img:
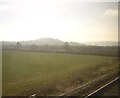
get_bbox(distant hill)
[1,38,118,46]
[85,41,118,46]
[19,37,86,46]
[21,37,64,45]
[1,38,118,56]
[69,41,86,46]
[1,38,86,46]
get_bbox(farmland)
[2,50,118,96]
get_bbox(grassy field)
[2,50,118,96]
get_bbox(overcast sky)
[0,0,118,42]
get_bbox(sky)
[0,0,118,42]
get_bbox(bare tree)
[16,42,22,49]
[64,42,70,52]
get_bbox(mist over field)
[1,37,118,46]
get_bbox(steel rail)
[84,76,119,98]
[28,72,118,97]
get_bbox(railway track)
[58,72,119,97]
[84,76,119,97]
[29,72,119,97]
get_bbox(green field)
[2,50,118,96]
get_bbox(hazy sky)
[0,0,118,42]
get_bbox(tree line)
[2,42,118,56]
